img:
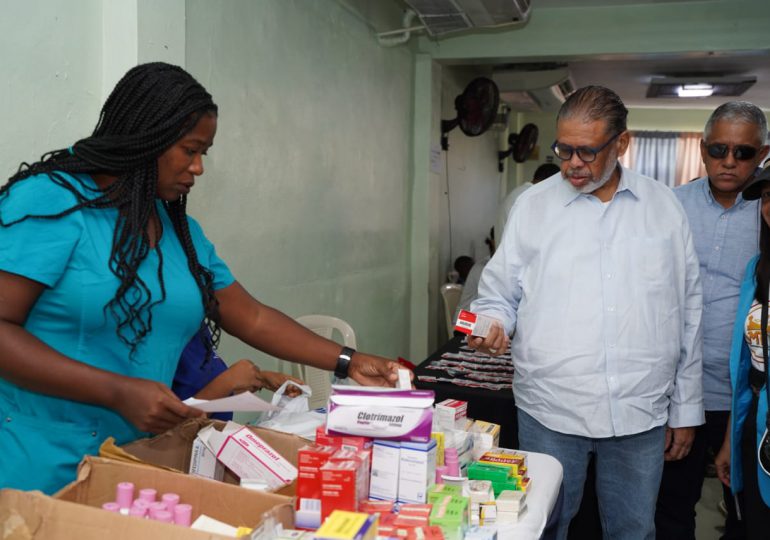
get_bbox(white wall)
[0,0,102,179]
[435,68,502,338]
[184,0,415,367]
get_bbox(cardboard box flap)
[109,418,311,495]
[113,418,311,470]
[0,489,234,540]
[54,456,294,529]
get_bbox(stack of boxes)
[496,490,527,525]
[294,428,373,529]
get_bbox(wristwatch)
[334,346,356,379]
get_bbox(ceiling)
[381,0,770,110]
[566,51,770,110]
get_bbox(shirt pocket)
[0,409,101,494]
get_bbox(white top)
[497,182,533,242]
[745,299,768,373]
[473,165,704,437]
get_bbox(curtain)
[621,131,706,187]
[676,132,707,185]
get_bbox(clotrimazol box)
[326,386,435,443]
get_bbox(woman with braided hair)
[0,62,403,494]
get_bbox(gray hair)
[557,85,628,136]
[704,101,768,144]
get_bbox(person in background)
[452,255,474,285]
[496,162,560,241]
[172,327,305,421]
[656,101,769,540]
[714,163,770,539]
[454,228,495,321]
[469,85,704,539]
[457,164,561,324]
[0,62,403,495]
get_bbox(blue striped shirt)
[674,177,759,411]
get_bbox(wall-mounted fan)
[497,123,539,171]
[441,77,500,151]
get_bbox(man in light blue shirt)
[656,102,769,540]
[470,86,704,540]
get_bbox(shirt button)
[714,246,721,251]
[606,273,612,279]
[609,343,616,348]
[91,431,98,437]
[607,306,615,312]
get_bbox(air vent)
[404,0,531,36]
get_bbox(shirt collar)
[703,176,753,208]
[558,163,637,206]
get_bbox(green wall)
[185,0,415,368]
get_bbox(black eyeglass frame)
[551,131,622,163]
[703,142,760,161]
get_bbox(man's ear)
[616,130,630,157]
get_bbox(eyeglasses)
[551,131,621,163]
[704,143,759,161]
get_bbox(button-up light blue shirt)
[473,166,704,438]
[674,177,759,411]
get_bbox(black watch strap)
[334,346,356,379]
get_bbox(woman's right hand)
[113,377,205,434]
[715,438,731,488]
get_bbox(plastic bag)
[255,380,325,439]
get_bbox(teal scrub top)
[0,172,234,494]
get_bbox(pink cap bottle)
[161,492,180,513]
[138,488,157,503]
[115,482,135,509]
[174,503,193,527]
[129,505,147,518]
[444,448,460,477]
[148,501,167,520]
[153,510,174,523]
[435,465,448,484]
[102,502,120,512]
[132,499,150,510]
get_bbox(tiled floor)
[696,477,727,540]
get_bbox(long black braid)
[0,62,221,358]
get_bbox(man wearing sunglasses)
[469,85,704,540]
[657,102,769,540]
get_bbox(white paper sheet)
[184,391,280,413]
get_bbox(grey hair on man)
[704,101,768,144]
[557,85,629,137]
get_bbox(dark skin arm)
[0,270,204,434]
[192,359,304,400]
[215,281,404,387]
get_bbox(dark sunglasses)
[551,132,621,163]
[704,143,759,161]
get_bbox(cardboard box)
[105,418,310,496]
[0,488,237,540]
[198,423,298,490]
[54,456,294,531]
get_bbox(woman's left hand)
[348,353,408,387]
